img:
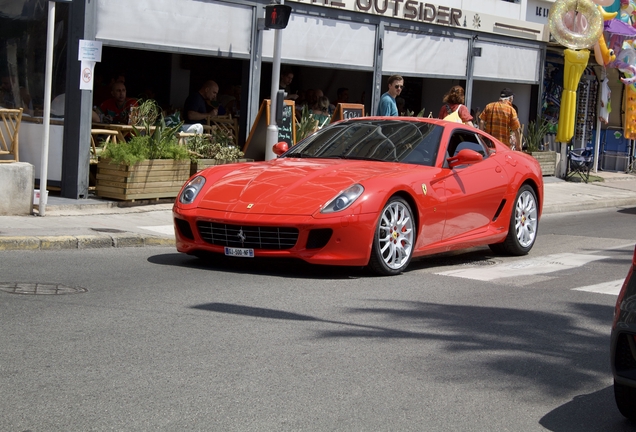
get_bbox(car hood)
[197,158,408,215]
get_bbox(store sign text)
[298,0,462,26]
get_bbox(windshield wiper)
[338,155,384,161]
[284,153,316,158]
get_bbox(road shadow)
[190,299,617,402]
[148,247,500,279]
[540,386,635,432]
[147,252,369,279]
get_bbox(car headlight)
[179,176,206,204]
[321,184,364,214]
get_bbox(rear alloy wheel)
[368,197,415,276]
[489,184,538,256]
[615,380,636,421]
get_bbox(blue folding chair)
[565,146,594,183]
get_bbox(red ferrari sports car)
[173,117,544,276]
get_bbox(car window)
[283,119,443,167]
[477,134,496,154]
[443,130,489,168]
[447,131,488,158]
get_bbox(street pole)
[38,1,57,216]
[265,3,284,161]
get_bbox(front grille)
[175,218,194,240]
[197,221,299,250]
[306,228,332,249]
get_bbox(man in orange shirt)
[479,88,521,150]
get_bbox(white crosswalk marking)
[572,280,624,296]
[435,253,609,281]
[139,225,174,236]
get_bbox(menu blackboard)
[243,99,296,161]
[331,103,365,123]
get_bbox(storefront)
[1,0,547,199]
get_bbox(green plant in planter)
[186,128,244,161]
[296,105,319,142]
[128,99,160,127]
[102,114,189,165]
[524,118,552,153]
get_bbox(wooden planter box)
[96,159,191,201]
[190,158,254,176]
[530,151,557,176]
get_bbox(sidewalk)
[1,170,635,251]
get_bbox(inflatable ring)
[548,0,603,50]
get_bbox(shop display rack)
[573,73,598,149]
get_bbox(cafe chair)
[565,146,594,183]
[207,114,239,146]
[90,128,119,164]
[0,108,23,162]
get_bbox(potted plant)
[187,127,250,175]
[295,105,319,142]
[96,100,191,201]
[524,118,557,176]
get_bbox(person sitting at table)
[95,81,137,124]
[311,95,331,128]
[183,80,219,124]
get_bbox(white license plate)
[224,247,254,258]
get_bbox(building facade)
[0,0,551,198]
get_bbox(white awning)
[95,0,253,56]
[382,30,469,77]
[473,41,541,83]
[262,15,376,69]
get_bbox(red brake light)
[633,245,636,266]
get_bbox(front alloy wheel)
[368,197,415,276]
[489,184,538,255]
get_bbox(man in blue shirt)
[377,75,404,116]
[183,80,219,123]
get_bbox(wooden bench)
[0,108,23,162]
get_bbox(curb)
[0,234,175,251]
[3,190,636,251]
[543,197,636,215]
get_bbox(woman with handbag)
[438,85,473,125]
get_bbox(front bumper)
[173,207,378,266]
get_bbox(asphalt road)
[1,206,636,431]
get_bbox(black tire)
[368,197,416,276]
[489,184,538,256]
[615,379,636,421]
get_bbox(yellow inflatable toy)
[593,6,618,66]
[548,0,604,143]
[625,86,636,139]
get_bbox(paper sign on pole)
[78,40,102,90]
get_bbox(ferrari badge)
[421,184,427,195]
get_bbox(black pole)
[60,0,88,199]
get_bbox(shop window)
[0,2,69,115]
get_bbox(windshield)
[283,119,443,167]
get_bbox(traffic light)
[265,4,292,30]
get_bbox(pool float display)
[549,0,604,49]
[619,0,636,25]
[594,6,618,65]
[556,49,591,142]
[549,0,603,142]
[625,85,636,138]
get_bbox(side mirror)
[273,141,289,156]
[447,148,483,169]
